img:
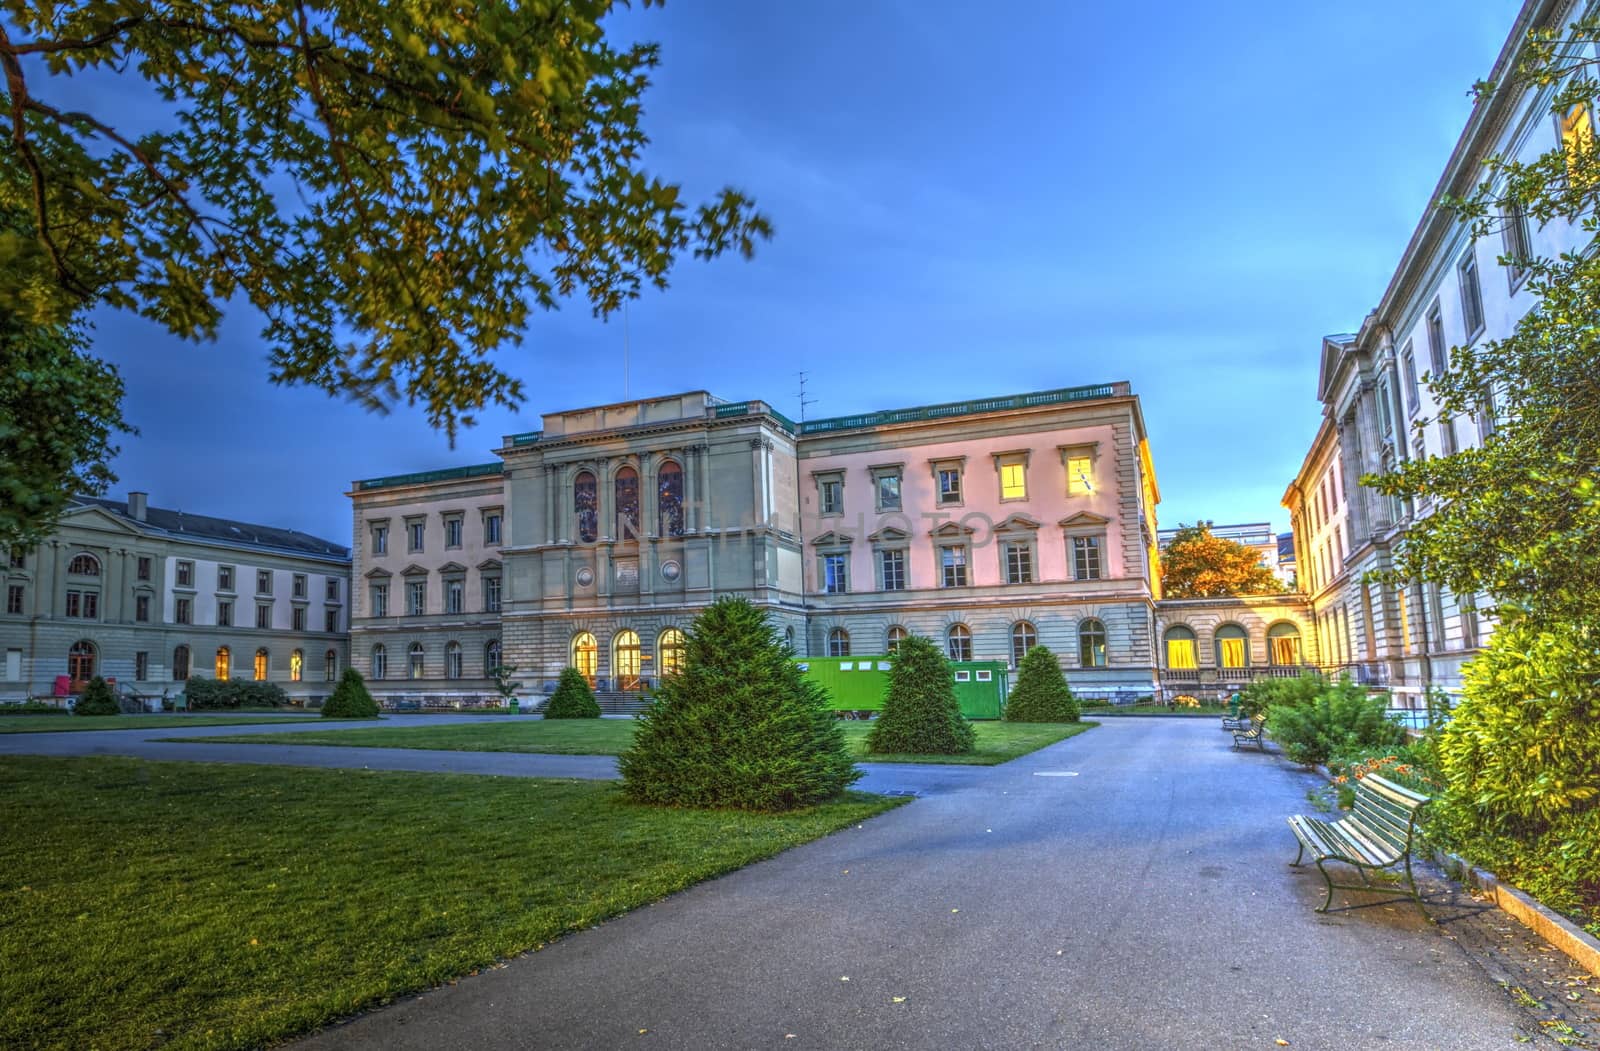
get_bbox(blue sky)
[76,0,1522,543]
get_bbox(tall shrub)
[1267,678,1404,767]
[1239,670,1325,716]
[619,597,858,810]
[1431,619,1600,924]
[1003,646,1079,722]
[73,676,119,716]
[544,667,601,719]
[867,634,975,755]
[321,668,379,719]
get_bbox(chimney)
[128,492,148,522]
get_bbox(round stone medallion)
[575,567,595,588]
[660,559,682,582]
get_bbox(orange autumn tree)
[1160,523,1285,598]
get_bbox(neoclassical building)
[1282,0,1596,701]
[351,382,1271,701]
[0,494,351,704]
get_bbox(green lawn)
[0,757,902,1051]
[0,714,323,734]
[188,717,1096,765]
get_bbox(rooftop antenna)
[796,371,817,425]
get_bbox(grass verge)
[183,719,1097,765]
[0,756,902,1051]
[0,714,323,734]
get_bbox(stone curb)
[1310,762,1599,980]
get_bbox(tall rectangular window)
[444,515,463,548]
[822,554,847,594]
[484,513,502,545]
[879,549,905,592]
[257,570,273,594]
[5,585,23,614]
[819,480,842,515]
[292,606,306,631]
[176,597,192,624]
[1072,535,1103,581]
[483,577,502,612]
[939,544,968,587]
[325,609,339,632]
[1065,455,1094,496]
[256,603,272,629]
[134,652,148,681]
[937,467,962,505]
[135,594,150,622]
[1560,102,1595,184]
[217,600,232,627]
[218,565,233,590]
[1440,415,1459,456]
[407,581,425,616]
[372,524,388,555]
[445,578,464,613]
[7,547,24,569]
[1503,203,1532,288]
[407,520,425,552]
[176,560,194,587]
[1397,587,1411,656]
[136,556,151,581]
[1401,344,1420,413]
[999,461,1026,500]
[875,472,901,511]
[1458,252,1484,339]
[293,574,307,599]
[325,579,339,602]
[1426,303,1447,377]
[370,584,388,618]
[1003,541,1033,585]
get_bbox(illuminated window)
[1164,627,1196,669]
[1268,623,1302,666]
[215,646,231,678]
[254,648,269,681]
[1010,621,1036,666]
[886,625,907,654]
[1079,619,1107,668]
[1066,456,1094,496]
[445,641,462,679]
[940,544,968,588]
[615,467,640,539]
[1560,102,1595,183]
[1215,624,1248,668]
[995,453,1028,501]
[290,649,303,682]
[827,628,850,657]
[408,642,424,679]
[574,472,598,543]
[572,631,598,684]
[68,554,100,576]
[173,645,190,681]
[822,553,848,594]
[370,644,386,680]
[658,628,686,677]
[1397,587,1411,655]
[946,624,973,662]
[325,650,338,681]
[657,462,684,537]
[614,630,641,690]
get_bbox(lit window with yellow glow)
[1165,627,1196,669]
[1000,462,1026,500]
[1067,456,1094,495]
[1216,625,1248,669]
[1561,102,1595,183]
[1397,588,1411,655]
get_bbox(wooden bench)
[1231,713,1267,750]
[1288,773,1430,913]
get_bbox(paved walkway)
[2,716,1559,1046]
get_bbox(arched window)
[658,628,686,677]
[1268,622,1303,666]
[615,466,640,540]
[614,629,641,690]
[290,649,304,682]
[1079,619,1107,668]
[1215,624,1249,668]
[947,624,972,662]
[173,645,191,681]
[67,640,96,687]
[658,460,685,537]
[886,625,908,654]
[485,639,502,674]
[828,628,850,657]
[215,645,231,679]
[325,649,338,682]
[254,648,269,681]
[572,631,598,684]
[445,641,462,679]
[1010,622,1036,666]
[371,644,386,680]
[67,553,100,576]
[784,626,796,652]
[1164,626,1196,670]
[574,471,598,543]
[408,642,425,679]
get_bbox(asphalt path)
[263,719,1533,1051]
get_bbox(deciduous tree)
[1160,523,1284,598]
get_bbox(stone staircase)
[594,691,650,717]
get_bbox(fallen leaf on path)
[893,997,906,1003]
[1276,1040,1290,1046]
[841,976,850,982]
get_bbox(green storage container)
[796,655,1008,720]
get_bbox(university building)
[348,382,1317,704]
[1281,0,1595,701]
[0,494,351,704]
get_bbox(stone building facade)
[1,494,351,704]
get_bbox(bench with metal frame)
[1230,713,1267,750]
[1287,773,1431,913]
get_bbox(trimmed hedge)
[867,634,975,756]
[321,668,380,719]
[619,597,859,810]
[182,678,290,710]
[544,667,601,719]
[73,677,119,716]
[1003,646,1079,723]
